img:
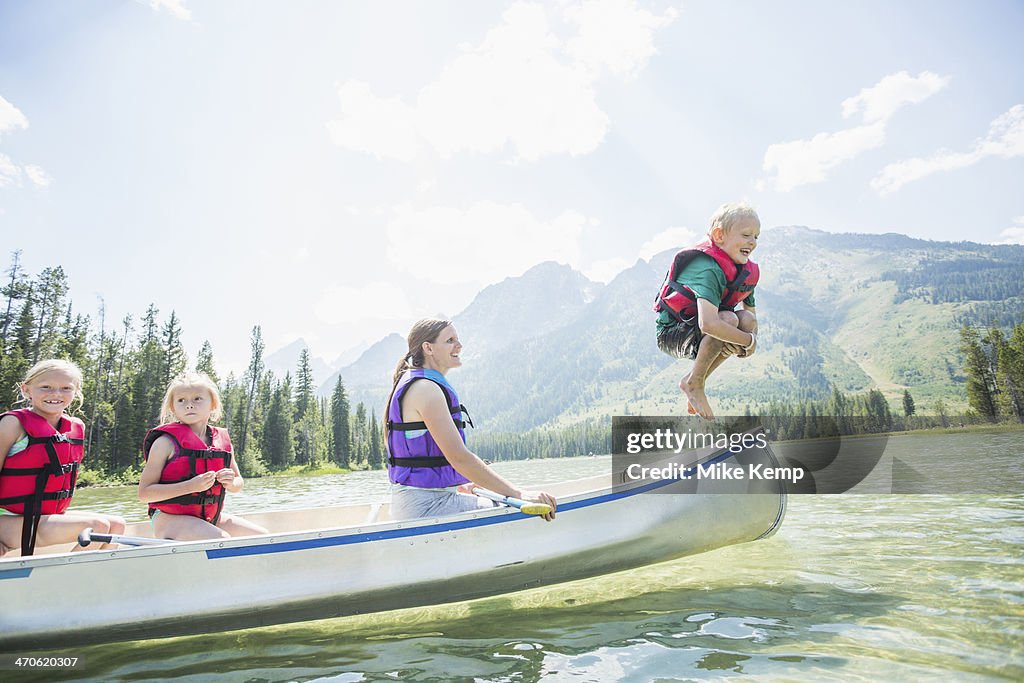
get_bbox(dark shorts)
[656,318,703,360]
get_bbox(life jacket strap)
[387,404,473,431]
[153,492,223,507]
[26,434,84,446]
[387,455,452,468]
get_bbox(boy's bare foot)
[679,375,714,419]
[679,373,698,414]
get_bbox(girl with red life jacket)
[385,318,557,521]
[653,202,761,420]
[0,359,126,557]
[138,373,267,541]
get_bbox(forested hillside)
[1,229,1021,479]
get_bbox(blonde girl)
[138,373,266,540]
[0,359,126,556]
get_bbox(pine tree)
[109,316,134,470]
[352,402,368,465]
[330,375,351,467]
[161,311,187,385]
[196,340,219,384]
[294,348,314,419]
[368,409,383,469]
[31,266,69,362]
[960,326,997,420]
[991,324,1024,421]
[1004,323,1024,422]
[0,250,28,344]
[262,382,294,468]
[902,389,916,417]
[14,297,35,360]
[133,305,167,428]
[240,325,265,454]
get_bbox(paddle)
[473,487,552,515]
[77,527,175,548]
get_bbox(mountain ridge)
[286,228,1024,431]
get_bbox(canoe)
[0,442,786,648]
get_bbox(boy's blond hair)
[709,202,760,236]
[18,358,85,412]
[160,372,224,424]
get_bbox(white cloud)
[327,0,677,162]
[0,96,28,141]
[872,104,1024,195]
[0,153,21,188]
[0,96,52,190]
[386,201,585,285]
[326,81,419,163]
[993,216,1024,245]
[314,281,413,325]
[148,0,192,21]
[841,70,950,124]
[638,225,699,261]
[761,71,949,192]
[763,122,886,192]
[564,0,679,78]
[23,164,51,188]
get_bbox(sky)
[1,0,1022,374]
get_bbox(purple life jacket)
[386,369,474,488]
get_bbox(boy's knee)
[736,310,756,331]
[717,310,739,327]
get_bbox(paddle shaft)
[473,488,552,515]
[77,527,174,547]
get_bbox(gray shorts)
[657,319,702,360]
[390,486,497,521]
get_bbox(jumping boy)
[653,202,760,419]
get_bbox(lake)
[27,431,1024,681]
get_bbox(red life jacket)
[143,422,232,524]
[0,408,85,556]
[653,238,759,322]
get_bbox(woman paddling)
[385,318,556,521]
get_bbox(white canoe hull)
[0,447,786,648]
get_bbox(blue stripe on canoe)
[0,568,32,580]
[207,450,736,560]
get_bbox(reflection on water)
[41,432,1024,680]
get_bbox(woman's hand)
[516,490,557,522]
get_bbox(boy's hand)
[722,331,757,358]
[721,342,744,357]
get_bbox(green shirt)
[655,253,756,332]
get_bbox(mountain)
[317,333,406,408]
[316,228,1024,432]
[454,261,601,361]
[265,338,334,387]
[318,262,601,410]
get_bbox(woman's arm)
[406,380,523,496]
